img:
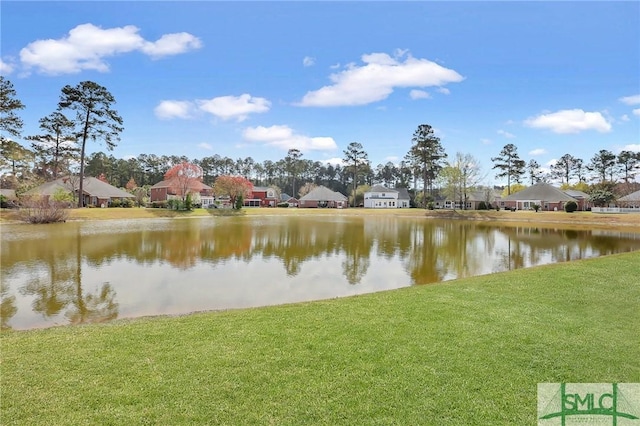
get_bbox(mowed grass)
[1,252,639,425]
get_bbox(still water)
[2,215,639,330]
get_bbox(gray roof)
[368,184,397,193]
[502,182,576,202]
[618,189,640,202]
[26,177,134,199]
[564,189,589,199]
[299,185,347,202]
[395,187,410,201]
[0,188,16,199]
[467,188,501,202]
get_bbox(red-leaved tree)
[165,162,204,202]
[213,175,253,209]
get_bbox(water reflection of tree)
[437,221,486,280]
[17,227,119,326]
[1,282,17,330]
[21,259,75,317]
[340,218,371,285]
[405,221,446,285]
[160,218,203,269]
[4,218,640,328]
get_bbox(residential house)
[363,185,410,208]
[0,188,16,200]
[150,178,214,206]
[299,186,348,208]
[617,189,640,208]
[0,188,17,207]
[500,182,578,211]
[279,193,299,207]
[563,189,591,211]
[439,188,502,210]
[245,186,279,207]
[24,176,135,207]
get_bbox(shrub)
[185,193,193,211]
[427,202,435,210]
[110,199,122,208]
[167,199,182,210]
[234,195,244,210]
[151,200,167,208]
[121,198,134,208]
[564,201,578,213]
[532,204,540,212]
[477,201,487,210]
[277,202,289,208]
[17,195,69,224]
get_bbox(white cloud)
[140,33,201,59]
[622,144,640,152]
[384,156,399,163]
[497,129,515,139]
[19,23,201,75]
[546,159,557,167]
[619,94,640,105]
[633,108,640,117]
[409,89,431,100]
[524,109,612,134]
[437,87,450,95]
[197,94,270,122]
[621,114,630,122]
[197,142,213,150]
[0,59,14,74]
[480,138,492,145]
[297,50,464,107]
[303,56,315,67]
[242,125,337,151]
[529,148,547,156]
[154,100,195,119]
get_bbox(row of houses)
[8,176,640,210]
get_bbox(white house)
[364,185,410,208]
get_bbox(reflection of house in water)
[4,217,640,330]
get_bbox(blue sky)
[2,1,639,185]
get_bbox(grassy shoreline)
[2,251,639,424]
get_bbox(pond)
[2,215,639,330]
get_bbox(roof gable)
[618,189,640,202]
[299,185,347,201]
[502,182,576,202]
[25,177,134,198]
[368,185,397,193]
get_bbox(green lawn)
[1,252,639,425]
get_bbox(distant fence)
[592,207,640,214]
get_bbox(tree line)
[2,76,639,208]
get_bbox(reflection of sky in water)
[2,217,639,330]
